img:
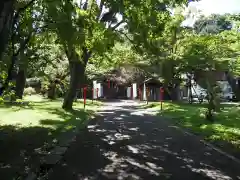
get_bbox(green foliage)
[145,102,240,149]
[180,34,229,72]
[194,14,232,34]
[88,42,141,70]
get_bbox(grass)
[143,101,240,156]
[0,95,100,180]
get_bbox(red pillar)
[160,87,164,110]
[96,88,99,99]
[83,87,87,109]
[139,87,142,101]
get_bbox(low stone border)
[185,130,240,165]
[24,117,92,180]
[24,130,78,180]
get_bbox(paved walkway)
[47,100,240,180]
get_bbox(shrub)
[23,87,36,96]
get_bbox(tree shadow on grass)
[39,108,93,133]
[0,107,93,180]
[0,102,35,110]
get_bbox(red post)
[83,87,87,109]
[96,88,99,99]
[160,87,164,110]
[139,87,142,101]
[108,80,110,88]
[146,87,149,104]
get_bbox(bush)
[23,87,36,96]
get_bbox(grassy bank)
[0,95,100,180]
[144,102,240,155]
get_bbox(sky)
[189,0,240,16]
[79,0,240,27]
[182,0,240,27]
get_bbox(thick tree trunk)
[62,47,90,110]
[15,69,26,99]
[62,61,85,110]
[0,0,15,60]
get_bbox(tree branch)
[111,20,124,31]
[83,0,88,10]
[17,0,35,13]
[118,31,134,44]
[15,31,32,56]
[97,0,104,21]
[13,0,35,23]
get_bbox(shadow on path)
[48,101,240,180]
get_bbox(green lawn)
[144,102,240,154]
[0,95,100,180]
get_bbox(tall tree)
[0,0,37,96]
[0,0,15,60]
[42,0,188,110]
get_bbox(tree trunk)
[15,69,26,99]
[0,0,14,60]
[170,85,180,101]
[0,55,17,95]
[62,47,90,110]
[48,82,56,99]
[225,72,240,100]
[0,0,14,57]
[62,61,85,110]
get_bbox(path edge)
[24,116,95,180]
[162,115,240,165]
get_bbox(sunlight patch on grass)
[0,96,99,129]
[0,96,100,180]
[145,102,240,149]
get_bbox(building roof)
[94,65,147,85]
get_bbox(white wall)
[93,81,102,99]
[143,83,147,100]
[132,83,137,99]
[127,87,131,98]
[217,81,232,93]
[188,80,233,98]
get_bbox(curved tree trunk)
[15,69,26,99]
[0,0,15,60]
[62,61,85,110]
[0,55,17,95]
[47,82,56,99]
[15,50,28,99]
[62,47,90,110]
